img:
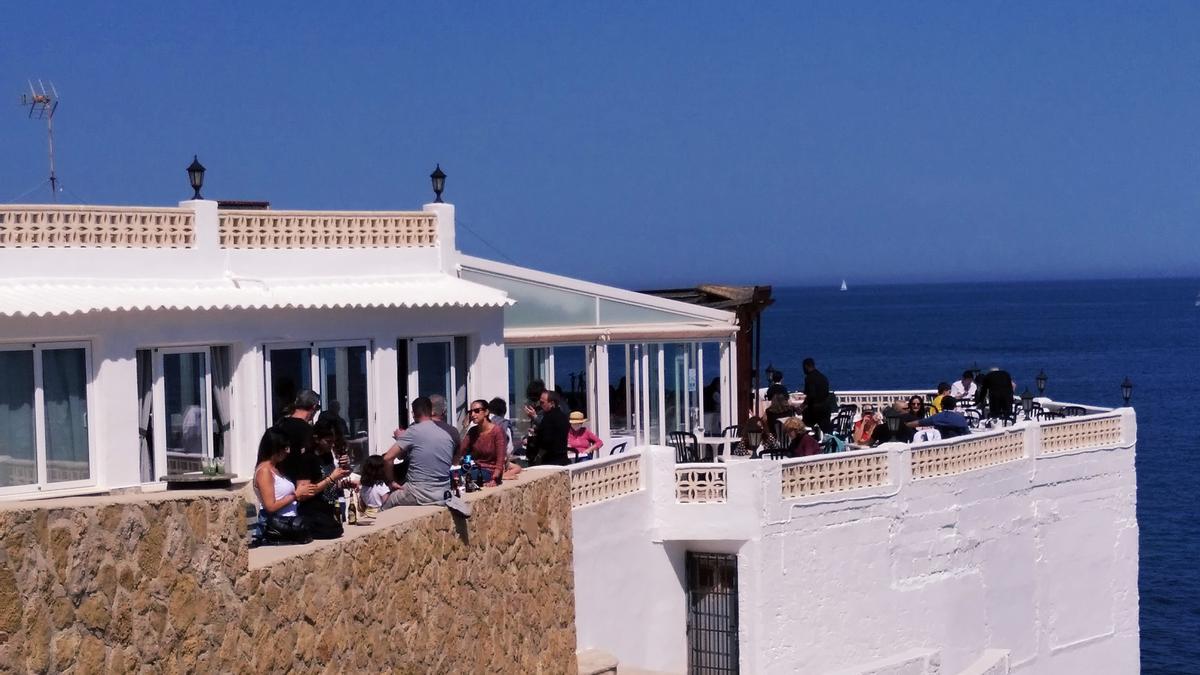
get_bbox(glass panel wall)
[319,346,369,439]
[648,344,663,445]
[162,351,208,474]
[663,343,700,435]
[416,341,452,408]
[700,342,725,433]
[508,347,549,442]
[0,350,36,488]
[553,346,588,416]
[268,347,311,423]
[42,348,91,483]
[608,345,632,437]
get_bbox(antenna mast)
[20,80,60,202]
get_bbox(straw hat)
[569,411,587,424]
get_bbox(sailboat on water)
[840,279,848,292]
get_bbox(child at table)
[358,455,391,519]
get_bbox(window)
[137,346,232,478]
[608,345,632,437]
[553,345,589,417]
[265,341,373,453]
[399,337,467,426]
[0,343,92,491]
[507,346,549,441]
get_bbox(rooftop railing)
[218,210,437,248]
[0,205,194,248]
[567,403,1132,512]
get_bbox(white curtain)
[210,346,232,461]
[136,350,155,482]
[0,351,36,487]
[41,348,90,482]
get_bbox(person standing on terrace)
[530,391,570,466]
[380,397,457,507]
[801,358,833,433]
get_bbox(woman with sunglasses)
[461,399,510,487]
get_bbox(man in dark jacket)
[531,390,570,466]
[801,358,833,433]
[977,368,1015,418]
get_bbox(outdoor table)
[697,435,737,462]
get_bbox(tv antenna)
[19,80,60,202]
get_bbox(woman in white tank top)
[254,429,310,543]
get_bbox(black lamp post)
[430,164,446,203]
[886,414,901,438]
[1121,377,1133,406]
[186,155,206,200]
[970,361,981,380]
[1035,369,1047,396]
[1020,388,1034,420]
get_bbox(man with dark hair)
[908,395,969,438]
[531,390,570,466]
[801,358,833,433]
[765,369,788,402]
[950,370,976,401]
[380,396,457,507]
[275,389,321,488]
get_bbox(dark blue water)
[759,278,1199,674]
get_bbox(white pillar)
[425,202,457,273]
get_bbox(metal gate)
[686,552,739,674]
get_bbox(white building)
[0,197,737,499]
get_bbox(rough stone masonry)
[0,471,578,674]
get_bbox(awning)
[0,274,511,317]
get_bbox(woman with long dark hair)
[253,429,312,545]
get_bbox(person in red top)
[566,411,604,462]
[461,399,512,486]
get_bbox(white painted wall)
[0,304,505,496]
[571,411,1140,674]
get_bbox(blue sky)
[2,2,1198,287]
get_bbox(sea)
[758,277,1198,674]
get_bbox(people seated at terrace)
[764,369,789,402]
[567,411,604,461]
[907,395,969,438]
[852,406,881,445]
[253,429,312,545]
[380,396,457,507]
[357,455,391,518]
[764,394,793,433]
[460,399,517,486]
[930,382,952,413]
[429,394,462,449]
[782,417,821,457]
[950,370,977,402]
[294,417,352,539]
[275,390,320,484]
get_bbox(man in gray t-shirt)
[381,396,458,507]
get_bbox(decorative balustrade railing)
[780,450,890,499]
[1040,412,1124,455]
[675,465,728,503]
[910,428,1026,480]
[0,205,194,248]
[569,452,643,508]
[218,210,437,248]
[833,390,937,409]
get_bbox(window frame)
[0,340,96,496]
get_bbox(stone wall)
[0,472,577,674]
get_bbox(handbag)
[262,512,313,545]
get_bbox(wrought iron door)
[686,551,740,674]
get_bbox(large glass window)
[0,344,92,491]
[508,347,549,441]
[553,346,589,416]
[701,342,725,433]
[319,346,369,439]
[663,343,700,435]
[416,341,452,407]
[162,351,210,474]
[267,347,312,424]
[0,350,37,488]
[266,342,373,455]
[608,345,631,437]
